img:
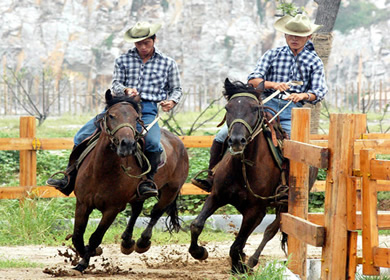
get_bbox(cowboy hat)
[274,14,322,37]
[124,22,161,43]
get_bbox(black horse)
[189,78,290,274]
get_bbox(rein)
[102,102,149,179]
[226,92,288,201]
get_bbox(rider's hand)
[272,82,290,92]
[124,88,139,97]
[160,100,176,112]
[284,93,308,103]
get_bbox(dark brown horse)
[72,90,189,271]
[189,78,289,274]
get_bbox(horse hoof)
[121,240,135,255]
[73,263,87,272]
[190,246,209,260]
[135,239,151,253]
[94,246,103,256]
[247,256,258,268]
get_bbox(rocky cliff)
[1,0,389,112]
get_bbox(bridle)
[227,93,265,155]
[102,102,143,149]
[226,92,288,201]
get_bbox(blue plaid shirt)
[112,47,182,103]
[247,41,327,104]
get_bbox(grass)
[0,197,234,246]
[0,257,43,268]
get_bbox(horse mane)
[105,95,140,114]
[223,79,258,100]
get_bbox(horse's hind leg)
[189,195,222,261]
[229,210,266,274]
[121,201,143,255]
[135,191,179,253]
[74,208,118,272]
[247,210,282,268]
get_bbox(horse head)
[223,78,265,154]
[102,89,142,157]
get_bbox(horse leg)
[72,202,93,261]
[135,190,179,254]
[229,210,266,274]
[247,211,282,268]
[189,195,222,261]
[121,201,144,255]
[74,208,118,272]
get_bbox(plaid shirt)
[112,47,182,103]
[247,41,327,104]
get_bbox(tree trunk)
[304,0,341,134]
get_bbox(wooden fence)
[280,110,390,279]
[2,113,390,279]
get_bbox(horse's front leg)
[230,209,266,274]
[74,208,118,272]
[72,202,93,261]
[121,201,144,255]
[189,195,221,261]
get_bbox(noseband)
[227,93,265,151]
[102,102,142,148]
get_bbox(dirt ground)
[0,233,322,280]
[3,232,389,280]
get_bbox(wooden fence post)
[321,114,355,279]
[287,108,311,279]
[19,116,37,196]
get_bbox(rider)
[192,14,328,192]
[47,21,182,199]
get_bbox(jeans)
[213,97,302,143]
[74,101,162,153]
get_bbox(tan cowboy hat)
[124,21,161,43]
[274,14,322,37]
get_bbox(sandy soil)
[0,233,322,280]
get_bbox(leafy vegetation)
[334,1,389,34]
[231,258,291,280]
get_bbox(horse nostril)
[240,138,247,146]
[227,138,233,146]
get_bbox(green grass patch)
[0,257,43,268]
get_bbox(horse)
[189,78,290,274]
[71,89,189,272]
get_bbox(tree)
[2,67,70,126]
[306,0,341,133]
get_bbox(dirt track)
[0,233,322,280]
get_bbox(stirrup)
[191,169,213,192]
[46,171,69,188]
[137,179,158,198]
[191,178,212,192]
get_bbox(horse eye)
[108,114,115,120]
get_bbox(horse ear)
[224,78,233,88]
[105,89,113,102]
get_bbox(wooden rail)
[280,111,390,280]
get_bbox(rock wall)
[0,0,389,113]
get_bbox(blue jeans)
[74,101,162,153]
[213,97,302,143]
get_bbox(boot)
[138,151,161,199]
[46,165,77,196]
[46,145,77,196]
[191,140,224,192]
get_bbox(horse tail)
[165,195,181,234]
